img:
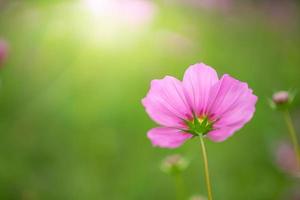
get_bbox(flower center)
[185,116,213,136]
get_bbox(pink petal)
[207,75,257,142]
[142,76,192,128]
[147,127,193,148]
[206,127,236,142]
[182,63,219,116]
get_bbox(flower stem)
[283,110,300,168]
[174,173,185,200]
[199,136,213,200]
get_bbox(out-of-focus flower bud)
[275,141,300,178]
[161,154,189,175]
[273,91,289,104]
[0,39,8,67]
[189,194,207,200]
[270,90,295,110]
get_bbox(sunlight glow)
[82,0,156,27]
[77,0,157,47]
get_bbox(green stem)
[174,173,185,200]
[199,136,213,200]
[283,110,300,168]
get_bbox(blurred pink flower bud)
[270,90,295,110]
[275,141,300,177]
[190,194,207,200]
[161,154,189,175]
[0,39,9,66]
[273,91,290,105]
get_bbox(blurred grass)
[0,0,300,199]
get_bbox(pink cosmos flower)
[142,63,257,148]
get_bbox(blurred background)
[0,0,300,199]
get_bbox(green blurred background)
[0,0,300,199]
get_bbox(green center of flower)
[185,116,213,136]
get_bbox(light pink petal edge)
[147,127,193,148]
